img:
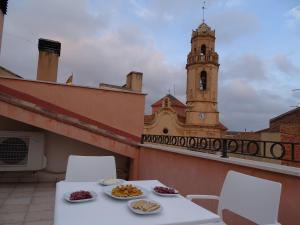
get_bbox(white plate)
[98,178,125,186]
[128,199,162,215]
[103,184,148,200]
[152,187,179,197]
[64,191,97,203]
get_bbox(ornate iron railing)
[141,134,300,164]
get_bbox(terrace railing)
[141,134,300,165]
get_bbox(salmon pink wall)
[139,146,300,225]
[0,78,145,138]
[0,100,139,159]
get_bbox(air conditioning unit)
[0,131,46,171]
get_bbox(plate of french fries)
[128,199,162,215]
[103,184,148,200]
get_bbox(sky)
[1,0,300,131]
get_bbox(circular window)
[0,138,28,164]
[163,128,169,134]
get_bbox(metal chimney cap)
[38,38,61,56]
[0,0,8,14]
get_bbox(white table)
[54,180,220,225]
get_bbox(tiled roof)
[151,94,186,108]
[144,114,155,123]
[270,107,300,123]
[219,122,228,131]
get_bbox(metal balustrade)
[141,134,300,164]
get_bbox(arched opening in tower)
[200,71,207,90]
[201,44,206,55]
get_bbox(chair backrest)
[65,155,116,182]
[218,170,281,225]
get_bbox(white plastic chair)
[186,170,282,225]
[65,155,116,182]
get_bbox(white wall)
[44,132,129,177]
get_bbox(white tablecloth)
[54,180,220,225]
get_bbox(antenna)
[173,84,176,96]
[202,1,206,23]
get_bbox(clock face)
[199,113,205,120]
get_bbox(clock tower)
[144,20,227,137]
[185,22,221,137]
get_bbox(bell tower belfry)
[185,21,221,137]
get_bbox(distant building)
[144,94,187,136]
[266,107,300,134]
[144,22,227,137]
[254,107,300,146]
[225,108,300,166]
[99,71,143,93]
[257,107,300,166]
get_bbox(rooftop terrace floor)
[0,182,55,225]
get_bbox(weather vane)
[202,1,206,23]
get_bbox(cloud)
[1,0,109,79]
[221,53,266,81]
[4,0,108,41]
[218,52,296,131]
[291,89,300,99]
[1,0,298,132]
[1,0,185,115]
[129,0,154,19]
[288,5,300,20]
[273,54,300,75]
[287,5,300,31]
[129,0,175,22]
[162,13,174,22]
[224,0,245,8]
[57,25,186,115]
[210,10,260,44]
[219,80,288,131]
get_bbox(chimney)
[126,71,143,92]
[0,0,7,55]
[37,38,61,82]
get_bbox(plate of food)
[103,184,148,200]
[153,186,179,197]
[128,199,162,215]
[64,190,97,203]
[99,178,125,186]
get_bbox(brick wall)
[270,109,300,130]
[280,124,300,167]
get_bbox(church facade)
[144,22,226,138]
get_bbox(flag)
[66,74,73,85]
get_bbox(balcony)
[186,52,219,67]
[1,135,300,225]
[139,138,300,225]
